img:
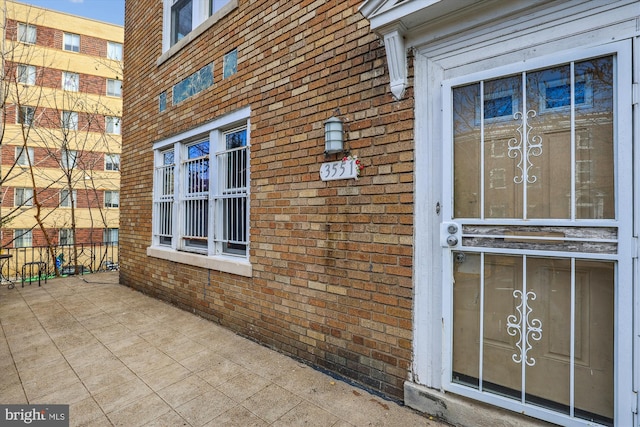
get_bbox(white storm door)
[441,41,633,427]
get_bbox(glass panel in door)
[450,55,615,426]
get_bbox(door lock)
[440,222,461,248]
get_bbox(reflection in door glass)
[452,56,614,220]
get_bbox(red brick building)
[1,1,122,252]
[121,1,640,426]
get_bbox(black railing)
[0,242,119,284]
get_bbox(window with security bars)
[152,121,248,258]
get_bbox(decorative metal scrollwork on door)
[507,110,542,184]
[506,289,543,366]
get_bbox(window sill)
[146,245,252,277]
[157,0,238,66]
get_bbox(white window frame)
[105,154,120,171]
[63,33,80,52]
[160,0,236,57]
[107,41,123,60]
[61,111,78,131]
[15,146,34,167]
[17,64,36,85]
[15,187,33,206]
[14,229,32,248]
[17,23,36,44]
[59,189,77,208]
[104,190,119,208]
[62,71,79,92]
[148,107,251,277]
[105,116,121,134]
[106,79,122,97]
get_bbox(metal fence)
[0,242,119,285]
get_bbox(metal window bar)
[154,163,174,243]
[182,153,209,248]
[214,146,248,253]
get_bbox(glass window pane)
[453,83,481,218]
[171,0,192,45]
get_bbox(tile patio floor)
[0,272,445,426]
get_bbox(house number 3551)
[319,159,358,181]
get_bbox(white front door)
[441,41,633,427]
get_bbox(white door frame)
[413,40,635,427]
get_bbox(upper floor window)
[60,189,77,208]
[105,191,120,208]
[107,79,121,97]
[18,106,35,126]
[107,42,123,61]
[17,23,36,44]
[63,33,80,52]
[61,149,77,169]
[17,64,36,85]
[163,0,233,51]
[171,0,192,45]
[105,154,120,171]
[63,71,79,92]
[61,111,78,131]
[105,116,121,135]
[15,147,34,166]
[15,187,33,206]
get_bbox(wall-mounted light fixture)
[324,115,344,155]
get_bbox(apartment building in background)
[0,1,122,252]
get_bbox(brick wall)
[6,19,114,57]
[121,0,414,399]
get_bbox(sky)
[21,0,125,26]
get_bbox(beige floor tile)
[204,405,268,427]
[241,383,302,423]
[16,357,72,384]
[0,382,28,404]
[195,358,247,387]
[106,393,172,427]
[69,397,105,427]
[214,369,271,402]
[93,377,154,414]
[117,345,176,375]
[179,349,228,373]
[156,374,216,408]
[137,362,191,391]
[22,370,83,402]
[78,363,139,395]
[271,400,340,427]
[142,409,189,427]
[158,336,208,362]
[36,379,90,405]
[91,323,134,345]
[174,389,233,427]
